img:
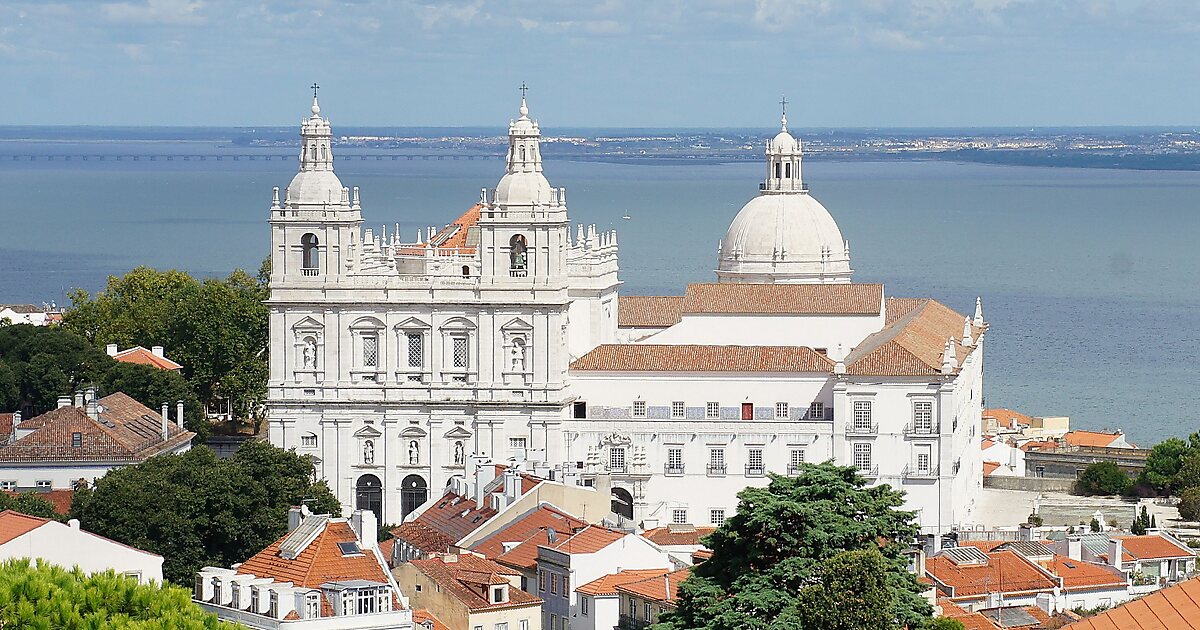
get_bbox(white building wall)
[645,312,882,355]
[0,520,163,583]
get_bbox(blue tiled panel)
[648,406,670,419]
[790,408,805,421]
[720,407,740,420]
[606,407,631,419]
[754,407,773,420]
[685,407,705,419]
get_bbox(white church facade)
[265,91,985,547]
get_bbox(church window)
[853,443,872,473]
[406,332,424,368]
[301,433,318,448]
[808,402,824,420]
[705,402,719,419]
[671,401,685,418]
[320,146,326,160]
[774,162,781,179]
[362,335,379,368]
[452,336,469,369]
[671,508,688,524]
[785,162,791,178]
[520,146,526,162]
[775,402,789,419]
[710,509,726,527]
[609,447,626,472]
[301,234,320,273]
[632,400,646,418]
[913,401,933,433]
[853,401,873,431]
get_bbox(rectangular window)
[452,336,469,369]
[539,570,546,591]
[581,595,589,616]
[667,447,683,474]
[0,481,14,491]
[741,402,754,420]
[551,574,558,594]
[645,602,653,620]
[496,624,509,630]
[747,448,764,475]
[521,622,529,630]
[573,401,587,419]
[301,434,317,448]
[362,335,379,368]
[305,592,320,618]
[853,443,872,472]
[808,402,824,420]
[35,480,51,488]
[632,400,647,418]
[269,591,278,618]
[671,401,685,418]
[775,402,788,419]
[406,332,424,368]
[510,437,528,450]
[708,448,725,475]
[853,400,873,431]
[561,576,569,598]
[71,432,82,448]
[789,449,805,472]
[913,400,933,433]
[672,508,688,524]
[610,447,626,472]
[706,402,720,419]
[710,509,726,526]
[916,450,932,474]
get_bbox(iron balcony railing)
[618,614,651,630]
[857,466,880,479]
[846,422,879,436]
[745,464,766,477]
[902,465,939,480]
[787,465,805,477]
[664,464,685,476]
[904,422,940,437]
[707,464,727,476]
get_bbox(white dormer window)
[250,587,259,613]
[305,591,321,618]
[269,590,278,618]
[632,400,646,418]
[231,582,241,608]
[491,584,509,604]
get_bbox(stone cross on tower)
[311,82,320,99]
[519,82,529,99]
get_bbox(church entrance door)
[611,487,634,520]
[400,474,428,519]
[355,474,383,520]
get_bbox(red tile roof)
[681,283,883,315]
[236,518,392,590]
[618,296,684,328]
[1021,440,1058,452]
[957,540,1008,553]
[0,393,194,463]
[401,491,498,549]
[551,525,625,554]
[846,299,982,376]
[1042,556,1127,591]
[1117,534,1195,561]
[1064,574,1200,629]
[0,414,12,440]
[112,346,183,371]
[412,609,452,630]
[614,567,690,604]
[3,490,74,515]
[571,344,833,372]
[641,526,717,547]
[982,462,1001,477]
[984,408,1033,428]
[471,505,588,569]
[577,568,673,597]
[410,554,541,612]
[0,510,50,544]
[1063,430,1129,448]
[413,205,482,255]
[926,551,1058,599]
[392,520,459,556]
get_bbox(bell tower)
[269,85,362,286]
[477,87,570,287]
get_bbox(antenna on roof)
[547,527,557,544]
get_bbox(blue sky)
[2,0,1199,127]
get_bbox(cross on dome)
[519,82,530,118]
[780,96,788,131]
[310,82,321,116]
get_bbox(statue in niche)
[511,340,526,372]
[509,234,527,270]
[408,440,420,466]
[363,440,375,465]
[302,337,317,370]
[453,441,465,466]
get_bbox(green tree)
[70,441,338,584]
[795,549,898,630]
[64,266,270,423]
[1131,505,1151,535]
[0,324,111,415]
[1090,518,1102,532]
[1139,437,1195,493]
[926,619,967,630]
[1178,488,1200,522]
[0,558,238,629]
[1076,461,1131,496]
[652,463,932,630]
[0,359,18,410]
[102,362,207,442]
[1174,454,1200,493]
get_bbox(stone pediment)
[395,316,431,330]
[500,317,534,331]
[443,426,473,439]
[292,316,324,331]
[400,426,428,438]
[353,426,382,439]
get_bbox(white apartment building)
[265,92,986,547]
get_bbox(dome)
[716,192,852,284]
[768,129,800,154]
[494,170,552,207]
[286,169,345,206]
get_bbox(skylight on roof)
[337,541,363,556]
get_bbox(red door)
[741,403,754,420]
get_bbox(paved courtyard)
[972,488,1183,531]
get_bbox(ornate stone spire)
[764,98,804,193]
[493,84,554,208]
[284,84,345,206]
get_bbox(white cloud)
[752,0,831,32]
[869,27,927,50]
[117,42,146,59]
[102,0,206,26]
[414,0,484,30]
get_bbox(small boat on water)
[622,213,632,220]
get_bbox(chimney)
[106,343,118,356]
[1067,539,1082,561]
[152,345,165,358]
[84,387,96,404]
[352,509,378,551]
[287,506,304,532]
[85,398,99,421]
[11,411,20,430]
[74,391,84,407]
[176,400,185,428]
[160,409,168,441]
[161,402,170,424]
[1108,538,1123,569]
[57,396,71,409]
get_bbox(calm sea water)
[0,140,1197,445]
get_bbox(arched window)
[519,146,526,162]
[785,162,791,178]
[775,162,782,179]
[301,233,320,273]
[509,234,527,273]
[320,146,326,160]
[462,265,470,277]
[400,474,428,519]
[355,474,383,518]
[310,145,317,161]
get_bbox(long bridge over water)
[1,153,505,162]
